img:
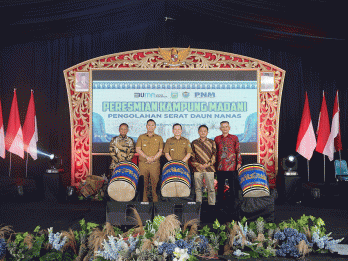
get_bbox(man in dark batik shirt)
[214,121,242,208]
[109,123,135,178]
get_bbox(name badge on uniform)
[143,144,147,146]
[171,148,174,151]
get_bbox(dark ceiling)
[0,0,345,51]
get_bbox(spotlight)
[46,155,63,173]
[282,154,298,176]
[17,185,24,196]
[66,186,75,197]
[311,188,320,199]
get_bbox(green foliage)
[39,250,62,260]
[198,220,228,249]
[113,226,122,236]
[92,257,109,261]
[256,216,264,223]
[241,244,276,259]
[175,227,189,240]
[74,219,99,243]
[264,222,277,230]
[277,214,326,237]
[187,254,198,261]
[240,217,248,226]
[7,226,47,261]
[248,222,257,234]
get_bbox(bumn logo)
[182,92,190,98]
[195,92,215,98]
[134,93,156,98]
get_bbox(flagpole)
[26,152,28,178]
[307,160,310,182]
[9,153,11,177]
[339,150,342,177]
[323,154,326,183]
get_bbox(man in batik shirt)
[109,123,135,177]
[191,125,217,205]
[214,121,242,206]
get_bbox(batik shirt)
[109,135,135,170]
[191,138,217,172]
[214,134,242,171]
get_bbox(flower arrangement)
[0,214,344,260]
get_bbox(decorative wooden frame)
[63,48,286,187]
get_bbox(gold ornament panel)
[64,48,285,187]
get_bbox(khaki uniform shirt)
[109,135,135,170]
[164,137,193,161]
[136,133,164,163]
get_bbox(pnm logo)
[195,92,215,98]
[171,92,178,99]
[182,92,189,98]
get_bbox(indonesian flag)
[315,91,330,157]
[296,92,317,160]
[5,90,24,159]
[23,90,38,160]
[0,99,5,158]
[324,90,340,161]
[333,91,342,152]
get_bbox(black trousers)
[216,170,239,205]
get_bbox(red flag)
[5,90,24,159]
[23,90,38,160]
[333,91,342,152]
[324,90,340,161]
[315,91,330,156]
[0,99,5,158]
[296,92,317,160]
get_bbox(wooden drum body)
[108,161,140,201]
[161,160,191,197]
[238,163,270,197]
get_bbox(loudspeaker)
[282,175,302,204]
[106,201,153,226]
[153,201,201,223]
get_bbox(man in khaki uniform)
[109,123,135,178]
[164,123,192,163]
[136,119,163,202]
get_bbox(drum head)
[108,181,135,202]
[161,182,190,197]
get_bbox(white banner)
[92,81,258,153]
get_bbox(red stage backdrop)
[64,48,286,188]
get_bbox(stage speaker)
[106,201,153,226]
[282,175,302,204]
[153,201,201,223]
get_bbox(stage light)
[46,155,63,173]
[66,186,75,197]
[282,154,298,176]
[17,186,24,196]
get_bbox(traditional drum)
[238,163,270,197]
[108,161,140,201]
[161,160,191,197]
